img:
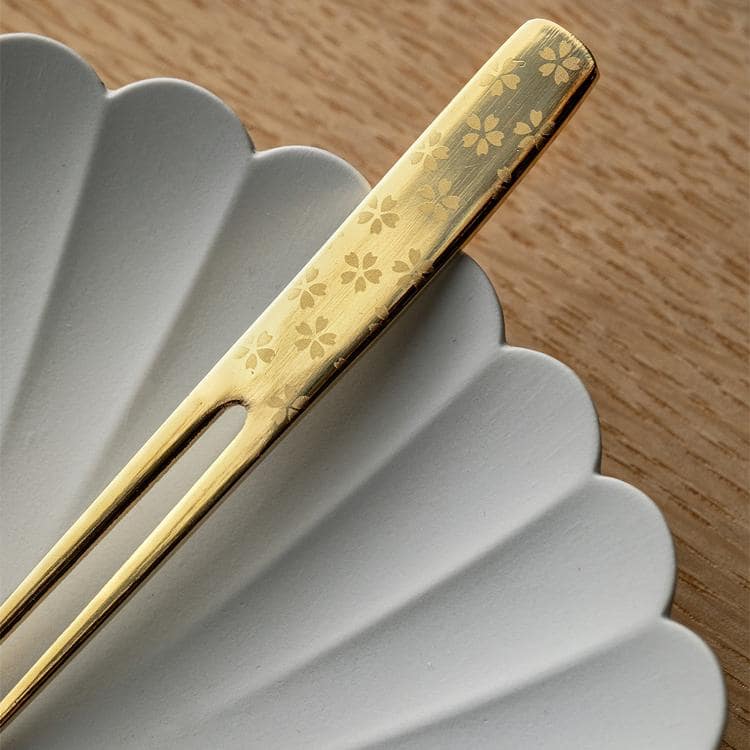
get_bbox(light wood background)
[1,0,747,746]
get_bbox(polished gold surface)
[0,19,596,727]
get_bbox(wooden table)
[2,1,747,746]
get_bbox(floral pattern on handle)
[229,23,594,426]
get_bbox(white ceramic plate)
[0,34,726,749]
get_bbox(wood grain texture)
[1,0,747,746]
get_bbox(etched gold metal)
[0,19,597,727]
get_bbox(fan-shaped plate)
[0,34,725,749]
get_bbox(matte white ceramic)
[0,34,726,749]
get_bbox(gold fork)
[0,18,596,727]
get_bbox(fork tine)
[0,384,225,641]
[0,418,253,727]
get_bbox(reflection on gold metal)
[0,19,597,727]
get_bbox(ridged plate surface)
[0,34,725,749]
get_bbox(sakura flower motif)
[418,178,460,220]
[514,109,554,150]
[288,266,327,309]
[357,194,399,234]
[294,316,337,359]
[538,40,581,85]
[478,58,523,97]
[233,330,275,373]
[266,385,309,426]
[463,113,504,156]
[410,130,450,171]
[341,251,382,292]
[393,248,431,290]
